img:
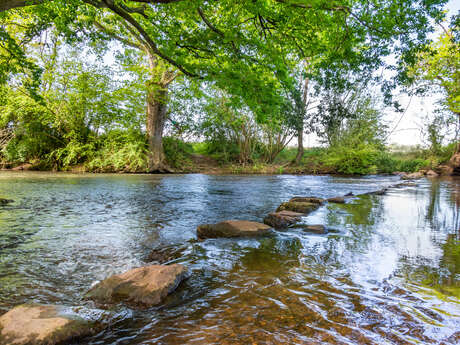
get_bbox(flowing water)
[0,172,459,344]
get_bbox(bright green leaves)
[409,24,460,116]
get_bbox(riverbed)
[0,172,459,344]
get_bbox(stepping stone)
[263,210,303,229]
[0,304,105,345]
[327,197,346,204]
[276,201,320,214]
[291,224,327,234]
[197,220,271,239]
[289,196,324,205]
[85,264,188,308]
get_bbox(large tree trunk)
[146,85,170,172]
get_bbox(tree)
[410,19,459,153]
[0,0,450,171]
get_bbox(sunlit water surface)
[0,172,459,344]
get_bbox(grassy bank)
[2,133,456,175]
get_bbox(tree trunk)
[294,71,309,165]
[295,126,304,165]
[146,85,170,172]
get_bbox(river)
[0,172,459,344]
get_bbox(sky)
[304,0,459,148]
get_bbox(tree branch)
[0,0,44,12]
[94,21,142,50]
[96,0,198,77]
[197,7,224,37]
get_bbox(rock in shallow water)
[263,210,303,229]
[288,196,324,205]
[0,304,105,345]
[85,264,187,308]
[276,201,320,214]
[327,197,346,204]
[401,172,423,180]
[197,220,271,239]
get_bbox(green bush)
[374,152,430,173]
[321,146,379,175]
[86,130,148,172]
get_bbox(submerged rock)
[0,304,105,345]
[0,198,13,205]
[289,196,324,205]
[292,224,327,234]
[263,210,303,229]
[394,181,417,188]
[85,264,187,307]
[327,197,346,204]
[197,220,271,239]
[366,188,388,196]
[276,201,320,214]
[147,244,188,264]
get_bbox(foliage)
[163,136,194,169]
[410,23,460,116]
[86,130,147,172]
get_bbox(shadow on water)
[0,172,459,344]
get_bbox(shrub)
[86,130,148,172]
[321,146,379,175]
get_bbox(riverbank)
[2,153,458,177]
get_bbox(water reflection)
[0,172,459,344]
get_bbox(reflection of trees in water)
[424,177,460,232]
[324,195,386,253]
[399,178,460,298]
[233,237,303,275]
[398,234,460,298]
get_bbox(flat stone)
[276,201,320,214]
[263,210,303,229]
[289,196,324,205]
[327,197,346,204]
[292,224,327,234]
[197,220,271,239]
[0,304,105,345]
[304,224,327,234]
[85,264,187,307]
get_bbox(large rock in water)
[85,264,187,307]
[197,220,271,239]
[276,201,320,214]
[263,210,303,229]
[0,304,105,345]
[289,196,324,205]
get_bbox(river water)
[0,172,459,344]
